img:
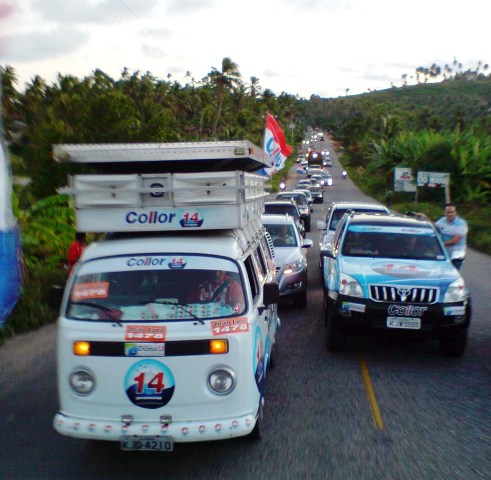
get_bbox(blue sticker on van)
[125,359,175,409]
[253,327,265,392]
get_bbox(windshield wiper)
[140,299,204,324]
[71,301,122,325]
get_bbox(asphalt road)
[1,139,490,480]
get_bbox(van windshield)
[66,255,246,321]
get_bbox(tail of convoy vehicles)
[53,141,280,451]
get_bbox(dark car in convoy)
[321,212,471,356]
[264,200,305,237]
[275,191,312,231]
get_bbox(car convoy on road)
[51,132,472,454]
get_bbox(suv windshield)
[66,255,246,321]
[341,227,445,260]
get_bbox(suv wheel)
[304,218,311,232]
[325,301,347,351]
[440,331,468,357]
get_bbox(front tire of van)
[268,342,276,369]
[248,398,264,440]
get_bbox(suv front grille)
[369,285,439,304]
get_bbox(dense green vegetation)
[0,58,490,341]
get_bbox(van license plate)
[386,317,421,329]
[120,435,173,451]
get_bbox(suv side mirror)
[320,243,335,258]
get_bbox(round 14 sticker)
[125,359,175,409]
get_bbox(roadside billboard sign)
[394,167,416,192]
[416,171,450,188]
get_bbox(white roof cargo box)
[53,141,270,173]
[56,141,271,233]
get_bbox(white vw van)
[53,142,280,450]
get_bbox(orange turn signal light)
[209,339,228,354]
[74,341,91,356]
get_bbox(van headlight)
[339,273,363,298]
[208,367,236,395]
[443,278,466,303]
[69,368,95,395]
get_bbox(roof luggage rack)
[56,141,271,233]
[54,141,269,173]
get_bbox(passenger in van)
[188,270,245,311]
[213,271,245,310]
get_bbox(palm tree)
[183,70,192,86]
[208,57,242,135]
[246,76,262,100]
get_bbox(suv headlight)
[443,278,466,303]
[339,273,363,298]
[283,259,304,275]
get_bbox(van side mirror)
[263,281,280,306]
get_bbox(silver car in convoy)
[261,214,313,308]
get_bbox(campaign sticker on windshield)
[125,325,167,342]
[211,317,249,336]
[168,257,187,269]
[71,282,109,301]
[349,225,434,235]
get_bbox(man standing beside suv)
[435,203,468,270]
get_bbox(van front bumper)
[54,411,256,443]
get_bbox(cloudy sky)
[1,0,489,98]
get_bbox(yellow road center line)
[359,356,384,430]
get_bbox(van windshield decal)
[67,257,245,321]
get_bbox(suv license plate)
[120,435,173,452]
[386,317,421,330]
